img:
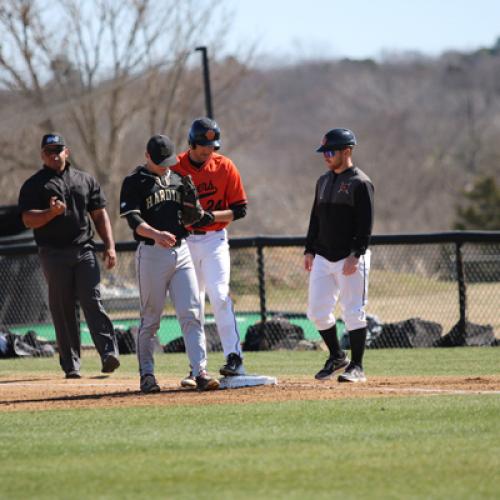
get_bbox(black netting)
[0,235,498,349]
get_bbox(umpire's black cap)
[41,133,66,149]
[147,134,177,167]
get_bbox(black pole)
[195,46,214,118]
[257,244,267,323]
[455,241,467,337]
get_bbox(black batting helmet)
[316,128,357,152]
[188,117,221,150]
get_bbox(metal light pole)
[195,46,214,118]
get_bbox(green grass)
[0,348,499,499]
[0,397,499,499]
[1,347,498,378]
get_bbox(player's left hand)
[181,174,205,226]
[103,247,117,270]
[190,210,215,228]
[342,255,358,276]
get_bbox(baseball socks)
[348,327,367,368]
[318,325,345,360]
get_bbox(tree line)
[1,0,498,239]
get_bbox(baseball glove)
[190,210,215,228]
[181,174,204,226]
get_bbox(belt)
[144,239,183,247]
[191,229,222,236]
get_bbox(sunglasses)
[323,150,337,158]
[43,145,65,154]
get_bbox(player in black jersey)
[305,128,374,383]
[119,134,219,393]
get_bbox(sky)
[221,0,500,63]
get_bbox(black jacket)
[305,166,374,262]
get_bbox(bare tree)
[0,0,250,220]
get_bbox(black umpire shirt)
[305,166,374,262]
[119,166,190,244]
[18,163,106,248]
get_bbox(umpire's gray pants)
[135,241,207,377]
[39,245,118,374]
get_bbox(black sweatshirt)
[305,166,374,262]
[119,166,190,243]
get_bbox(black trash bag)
[163,336,186,353]
[369,318,442,348]
[0,331,13,357]
[204,323,223,352]
[340,315,382,350]
[20,330,55,357]
[115,327,137,354]
[434,321,497,347]
[244,317,305,351]
[0,329,54,358]
[163,323,223,353]
[0,333,8,356]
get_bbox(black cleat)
[101,353,120,373]
[140,374,161,393]
[315,355,350,380]
[195,371,220,391]
[65,371,81,379]
[219,353,245,377]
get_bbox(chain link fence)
[1,232,499,350]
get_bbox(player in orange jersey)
[172,117,248,387]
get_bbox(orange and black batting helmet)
[188,117,221,150]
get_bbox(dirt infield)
[1,374,499,412]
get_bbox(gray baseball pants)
[135,241,207,377]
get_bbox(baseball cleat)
[315,354,350,380]
[219,353,245,377]
[65,371,81,379]
[195,371,220,391]
[338,363,367,383]
[140,374,161,393]
[180,371,197,389]
[101,353,120,373]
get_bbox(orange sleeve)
[225,158,247,206]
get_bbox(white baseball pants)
[187,229,242,358]
[307,251,371,332]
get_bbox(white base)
[219,374,278,389]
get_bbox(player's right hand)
[49,196,66,216]
[155,231,177,248]
[304,253,314,272]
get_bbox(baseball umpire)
[119,134,220,393]
[304,128,374,382]
[18,133,120,378]
[172,117,248,387]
